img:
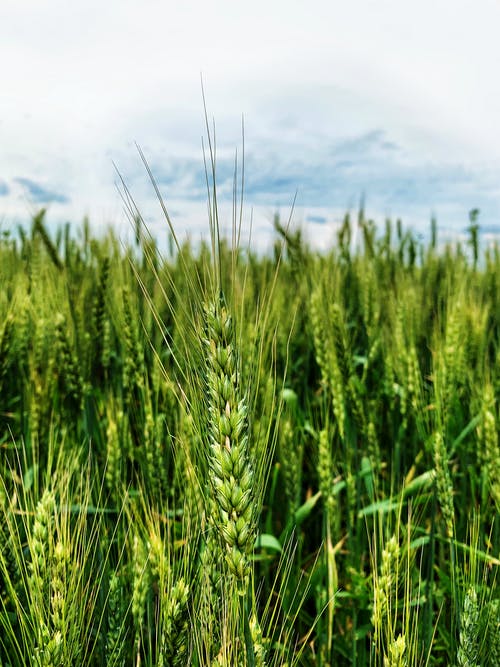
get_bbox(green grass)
[0,201,499,665]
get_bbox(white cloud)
[1,1,500,248]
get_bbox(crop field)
[0,202,499,665]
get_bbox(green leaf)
[409,535,430,550]
[402,470,435,497]
[295,491,321,526]
[333,479,347,496]
[358,498,400,518]
[23,465,37,493]
[361,456,374,501]
[254,533,282,553]
[436,535,500,566]
[449,413,482,455]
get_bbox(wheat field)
[0,202,499,665]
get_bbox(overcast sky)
[1,0,500,250]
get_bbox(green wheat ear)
[384,633,406,667]
[203,292,257,590]
[457,587,480,667]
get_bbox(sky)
[1,0,500,251]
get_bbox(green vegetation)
[0,202,499,665]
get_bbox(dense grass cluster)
[0,208,499,665]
